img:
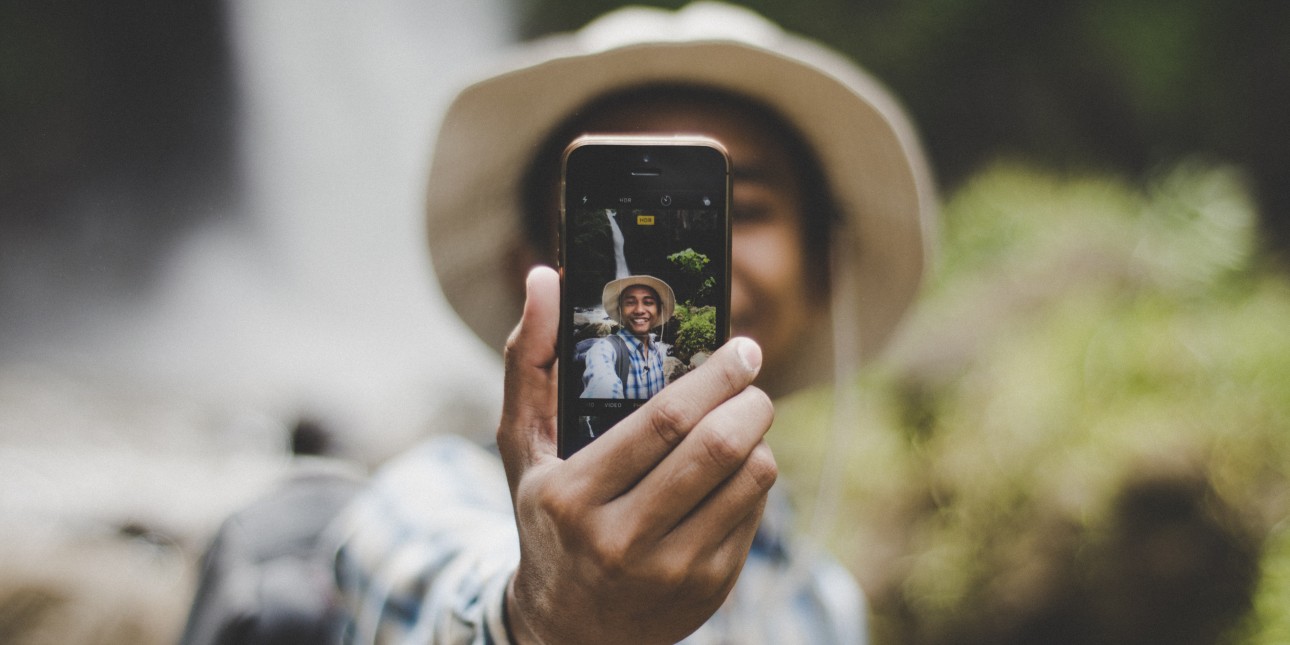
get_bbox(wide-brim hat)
[426,1,937,379]
[602,275,676,329]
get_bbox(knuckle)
[665,550,731,599]
[647,396,691,447]
[533,482,577,523]
[588,536,632,579]
[699,427,745,470]
[688,561,730,595]
[646,556,691,590]
[502,327,523,361]
[744,443,779,491]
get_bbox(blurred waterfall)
[0,6,514,639]
[175,0,515,459]
[0,0,514,548]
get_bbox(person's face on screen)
[620,285,659,337]
[576,97,818,378]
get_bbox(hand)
[497,266,777,645]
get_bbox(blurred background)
[2,0,1287,643]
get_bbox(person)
[580,276,675,400]
[181,3,936,644]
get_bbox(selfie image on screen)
[564,204,727,441]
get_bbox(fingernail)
[736,337,762,373]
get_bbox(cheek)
[731,225,807,331]
[737,227,794,304]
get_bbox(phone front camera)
[660,195,673,206]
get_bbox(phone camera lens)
[642,154,652,164]
[660,195,673,206]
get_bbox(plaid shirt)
[331,434,867,644]
[581,330,667,399]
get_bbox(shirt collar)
[616,328,654,351]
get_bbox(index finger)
[565,337,764,500]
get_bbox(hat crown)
[603,275,676,328]
[576,2,781,53]
[425,1,937,397]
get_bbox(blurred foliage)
[511,0,1290,258]
[1239,527,1290,644]
[770,161,1290,644]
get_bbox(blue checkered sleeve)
[330,434,867,645]
[581,337,626,398]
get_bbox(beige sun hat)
[602,275,677,329]
[426,1,937,379]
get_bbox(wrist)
[504,572,541,645]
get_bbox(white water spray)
[607,210,631,278]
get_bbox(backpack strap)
[608,333,632,392]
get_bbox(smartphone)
[558,135,732,458]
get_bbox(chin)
[731,314,757,338]
[731,321,759,344]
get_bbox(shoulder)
[587,335,620,360]
[361,435,511,521]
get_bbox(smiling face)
[577,94,826,380]
[518,86,833,392]
[619,285,660,336]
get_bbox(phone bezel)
[557,134,733,458]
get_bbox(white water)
[200,0,514,459]
[607,210,631,278]
[0,0,515,561]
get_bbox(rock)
[664,357,687,384]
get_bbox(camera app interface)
[562,191,728,452]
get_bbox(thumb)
[498,266,561,482]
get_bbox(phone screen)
[559,137,731,457]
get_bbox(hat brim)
[427,3,936,379]
[602,275,676,328]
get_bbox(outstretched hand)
[497,266,777,645]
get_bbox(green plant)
[667,247,715,305]
[673,305,716,363]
